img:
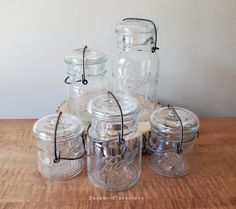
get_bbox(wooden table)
[0,118,235,209]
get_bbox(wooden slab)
[56,100,164,135]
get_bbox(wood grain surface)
[0,118,236,209]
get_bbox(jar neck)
[89,116,139,140]
[116,33,154,51]
[66,62,106,81]
[151,128,198,143]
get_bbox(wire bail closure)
[122,18,159,53]
[64,45,88,85]
[53,111,86,163]
[107,91,125,145]
[167,105,184,154]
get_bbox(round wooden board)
[57,100,163,154]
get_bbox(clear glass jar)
[33,113,84,180]
[111,19,160,122]
[64,47,108,125]
[86,93,142,191]
[147,106,199,177]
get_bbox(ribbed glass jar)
[111,19,160,122]
[65,47,108,125]
[147,107,199,177]
[33,114,84,180]
[86,93,142,191]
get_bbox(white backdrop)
[0,0,236,118]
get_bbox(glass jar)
[64,46,108,125]
[33,113,85,180]
[147,106,199,177]
[86,92,142,191]
[111,18,160,122]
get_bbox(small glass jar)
[64,47,108,125]
[86,93,142,191]
[147,106,199,177]
[33,113,84,180]
[111,18,160,122]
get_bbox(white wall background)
[0,0,235,118]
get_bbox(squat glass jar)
[147,106,199,177]
[111,18,160,122]
[64,46,108,125]
[33,113,85,180]
[86,92,142,191]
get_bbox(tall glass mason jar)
[111,18,160,122]
[86,93,142,191]
[64,46,108,125]
[147,106,199,177]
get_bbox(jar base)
[39,160,84,181]
[148,153,190,177]
[88,169,141,191]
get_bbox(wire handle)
[123,18,159,53]
[64,45,88,85]
[107,91,125,145]
[53,111,86,163]
[167,105,183,154]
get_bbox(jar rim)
[150,130,198,143]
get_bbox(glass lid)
[151,107,199,135]
[115,19,155,35]
[33,113,83,141]
[64,48,107,65]
[87,93,141,119]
